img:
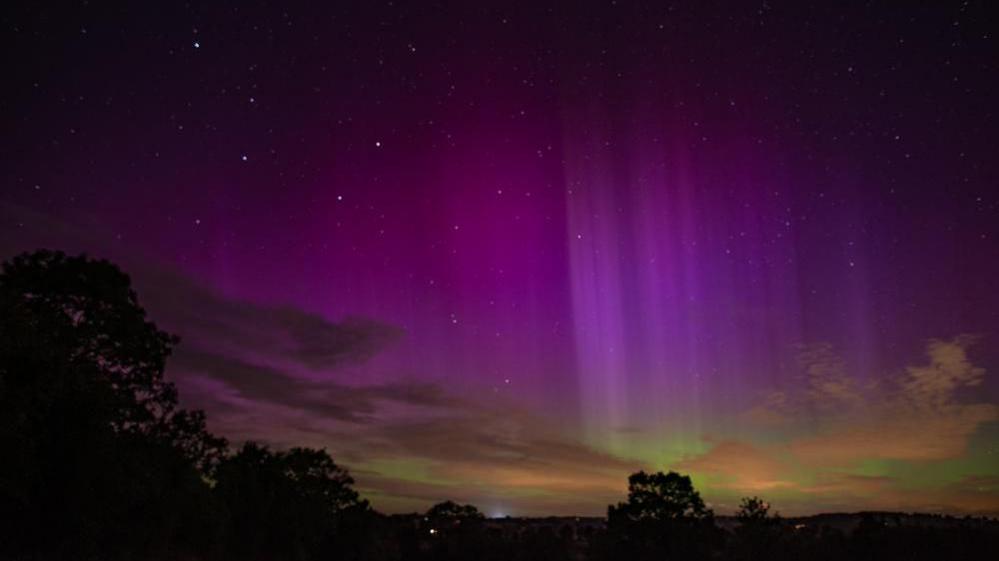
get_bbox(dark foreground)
[6,510,999,561]
[378,511,999,561]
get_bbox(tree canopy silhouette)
[609,470,713,522]
[736,496,779,524]
[0,251,363,561]
[213,442,369,561]
[426,500,485,521]
[0,250,228,558]
[597,471,718,561]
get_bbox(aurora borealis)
[2,1,998,516]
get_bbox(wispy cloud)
[789,336,997,465]
[684,336,999,514]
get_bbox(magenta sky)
[2,2,998,516]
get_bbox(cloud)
[799,473,999,516]
[742,391,791,426]
[903,335,986,409]
[734,336,997,465]
[799,473,895,496]
[789,336,997,465]
[130,269,404,375]
[178,362,641,515]
[683,337,999,515]
[341,403,640,515]
[171,348,454,424]
[678,440,793,492]
[798,343,867,411]
[153,295,640,513]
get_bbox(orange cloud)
[790,336,998,465]
[678,440,794,492]
[682,337,999,515]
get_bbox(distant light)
[193,41,200,48]
[429,528,437,535]
[375,141,381,147]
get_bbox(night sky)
[2,1,998,516]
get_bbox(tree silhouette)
[0,250,374,560]
[609,470,713,522]
[736,496,777,523]
[418,501,495,561]
[0,250,225,559]
[732,496,783,560]
[426,500,485,521]
[214,442,368,561]
[598,471,718,561]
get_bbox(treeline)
[1,251,997,561]
[389,494,999,561]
